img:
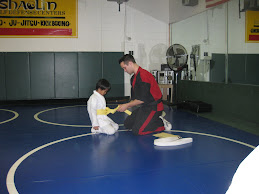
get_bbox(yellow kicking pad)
[153,132,181,139]
[97,106,132,116]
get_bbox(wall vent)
[182,0,198,6]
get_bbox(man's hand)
[117,100,144,112]
[117,103,129,112]
[93,126,99,130]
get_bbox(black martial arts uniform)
[124,67,165,135]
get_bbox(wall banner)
[246,11,259,43]
[0,0,78,38]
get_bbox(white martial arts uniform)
[87,90,119,135]
[226,145,259,194]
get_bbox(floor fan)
[166,44,188,104]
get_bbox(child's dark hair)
[96,79,111,91]
[118,54,136,64]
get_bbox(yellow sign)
[246,11,259,43]
[0,0,78,38]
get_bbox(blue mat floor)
[1,104,258,194]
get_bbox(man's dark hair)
[118,54,136,64]
[96,79,111,91]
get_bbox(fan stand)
[166,44,188,107]
[171,56,187,106]
[173,72,179,105]
[174,57,180,85]
[190,54,197,81]
[173,57,180,106]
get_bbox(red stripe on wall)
[0,28,72,36]
[206,0,229,8]
[249,35,259,41]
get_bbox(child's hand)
[93,126,99,130]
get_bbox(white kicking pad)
[154,137,193,147]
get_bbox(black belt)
[140,99,162,110]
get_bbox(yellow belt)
[97,106,132,115]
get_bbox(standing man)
[117,54,172,135]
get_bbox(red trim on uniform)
[139,111,155,135]
[134,67,164,111]
[138,67,162,101]
[138,111,165,135]
[0,28,72,36]
[139,126,165,135]
[154,126,165,133]
[132,67,140,89]
[157,102,164,112]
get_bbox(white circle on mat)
[6,130,255,194]
[0,109,19,124]
[34,105,124,127]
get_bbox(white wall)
[127,0,169,23]
[123,5,169,96]
[170,0,259,81]
[171,0,259,55]
[169,0,207,23]
[171,0,259,53]
[0,0,169,97]
[228,0,259,54]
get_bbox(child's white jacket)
[87,90,117,127]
